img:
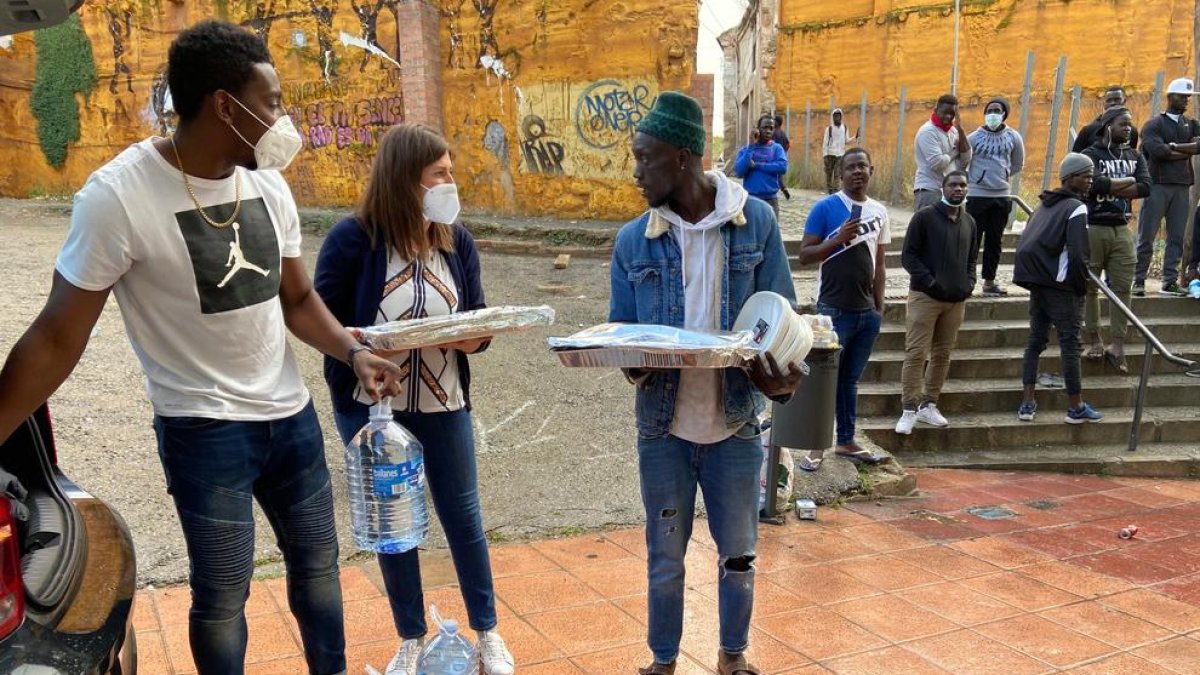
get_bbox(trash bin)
[770,346,841,451]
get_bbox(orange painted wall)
[0,0,698,220]
[772,0,1194,193]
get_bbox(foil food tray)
[357,305,556,351]
[549,323,759,368]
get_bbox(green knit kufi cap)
[635,91,706,156]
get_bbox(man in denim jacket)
[610,92,803,675]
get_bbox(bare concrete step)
[874,317,1198,351]
[861,406,1199,454]
[902,443,1200,479]
[791,294,1200,323]
[861,344,1200,382]
[855,374,1200,417]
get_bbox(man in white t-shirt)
[0,21,400,675]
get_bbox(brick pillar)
[395,1,444,132]
[689,74,716,169]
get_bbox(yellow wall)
[0,0,697,220]
[772,0,1194,192]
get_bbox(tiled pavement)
[132,469,1200,674]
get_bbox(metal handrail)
[1007,195,1198,452]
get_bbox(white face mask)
[422,183,461,224]
[984,113,1004,130]
[227,95,303,171]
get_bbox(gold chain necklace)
[170,135,242,229]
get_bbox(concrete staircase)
[785,231,1200,477]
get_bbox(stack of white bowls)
[732,291,814,368]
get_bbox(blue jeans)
[817,303,883,445]
[333,407,497,638]
[638,431,761,663]
[153,401,345,675]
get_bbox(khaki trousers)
[1085,224,1135,340]
[901,290,966,409]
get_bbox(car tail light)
[0,497,24,638]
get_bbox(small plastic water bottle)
[345,397,428,554]
[417,606,478,675]
[1189,279,1200,299]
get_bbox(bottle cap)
[369,396,393,421]
[441,618,458,634]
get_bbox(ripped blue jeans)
[637,430,761,663]
[153,401,345,675]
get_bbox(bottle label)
[372,460,422,498]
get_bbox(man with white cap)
[1133,77,1200,296]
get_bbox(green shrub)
[29,15,97,168]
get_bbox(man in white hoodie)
[610,91,802,675]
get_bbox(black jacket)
[1082,140,1151,225]
[1073,114,1138,153]
[1013,189,1091,295]
[1140,113,1200,185]
[902,202,977,302]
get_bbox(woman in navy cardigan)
[314,124,514,675]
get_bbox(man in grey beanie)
[1013,153,1102,424]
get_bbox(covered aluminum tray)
[549,323,759,368]
[357,305,556,351]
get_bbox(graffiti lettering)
[520,115,564,175]
[291,96,404,150]
[574,80,652,149]
[105,5,134,95]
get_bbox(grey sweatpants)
[1135,183,1191,285]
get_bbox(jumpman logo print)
[217,222,270,289]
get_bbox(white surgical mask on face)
[942,194,966,208]
[984,113,1004,130]
[227,95,303,171]
[422,183,461,224]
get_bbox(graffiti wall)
[0,0,699,219]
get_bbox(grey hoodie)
[966,125,1025,198]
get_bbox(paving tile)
[569,555,647,599]
[245,657,311,674]
[837,554,943,591]
[1134,635,1200,674]
[1005,524,1121,558]
[955,509,1036,536]
[805,505,874,528]
[903,629,1053,675]
[839,522,930,553]
[1040,601,1174,649]
[889,512,982,542]
[493,570,603,615]
[1014,477,1104,499]
[950,536,1053,569]
[483,542,563,578]
[345,640,400,675]
[1071,550,1181,585]
[1017,561,1134,599]
[738,627,814,674]
[132,630,172,675]
[161,619,194,674]
[524,601,644,655]
[755,606,886,661]
[570,643,709,674]
[756,532,823,571]
[898,581,1023,627]
[603,528,649,559]
[1052,493,1150,523]
[779,665,834,674]
[342,596,399,647]
[890,544,1001,580]
[788,530,876,564]
[961,572,1082,612]
[910,488,1011,514]
[1154,573,1200,607]
[824,645,952,674]
[1101,486,1188,509]
[532,534,634,569]
[1141,481,1200,501]
[911,469,993,490]
[974,614,1116,668]
[1101,589,1200,633]
[979,482,1058,504]
[243,612,303,664]
[844,498,927,521]
[133,590,160,634]
[610,593,648,626]
[152,585,194,627]
[493,616,564,666]
[338,565,383,602]
[766,564,882,605]
[520,660,586,674]
[1061,652,1178,674]
[830,593,959,642]
[691,576,813,619]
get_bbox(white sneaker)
[916,403,949,427]
[384,637,424,675]
[894,409,918,435]
[477,629,516,675]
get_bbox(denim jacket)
[608,196,795,439]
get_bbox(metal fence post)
[1042,55,1067,193]
[859,89,868,149]
[1068,85,1081,149]
[1011,51,1035,204]
[785,105,792,139]
[891,85,908,205]
[804,100,812,182]
[1151,71,1165,117]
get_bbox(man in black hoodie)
[1072,86,1139,153]
[1080,107,1151,373]
[1013,153,1103,424]
[895,171,976,435]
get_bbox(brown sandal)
[718,651,762,675]
[638,662,676,675]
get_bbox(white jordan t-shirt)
[55,137,310,420]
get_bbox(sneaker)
[384,637,424,675]
[1132,282,1146,297]
[916,402,949,427]
[477,629,515,675]
[895,409,918,435]
[1066,402,1103,424]
[1017,402,1037,422]
[1160,281,1188,297]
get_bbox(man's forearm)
[797,238,845,265]
[0,326,86,445]
[283,289,359,363]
